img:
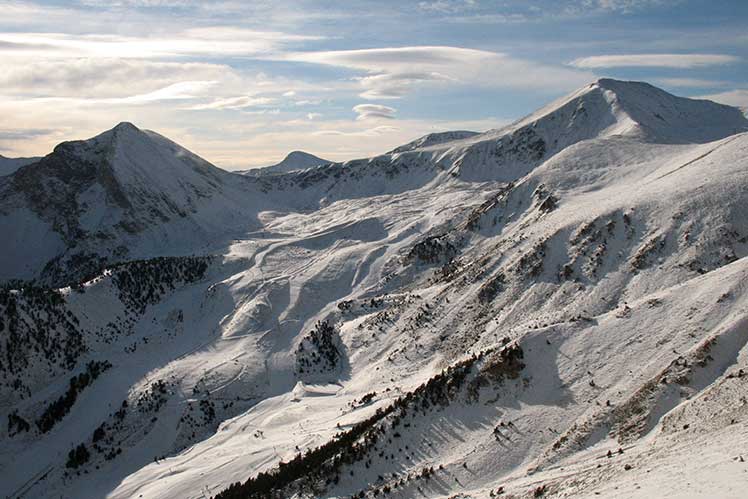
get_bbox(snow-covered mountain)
[2,79,748,499]
[0,122,266,285]
[242,150,330,176]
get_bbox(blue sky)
[0,0,746,168]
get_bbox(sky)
[0,0,746,170]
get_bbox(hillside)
[1,79,748,499]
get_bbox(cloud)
[355,72,452,99]
[353,104,397,120]
[0,126,59,154]
[654,78,730,88]
[78,0,195,7]
[282,46,594,98]
[0,127,56,141]
[293,99,323,106]
[306,112,322,120]
[447,13,531,23]
[583,0,681,13]
[0,58,234,98]
[0,80,217,110]
[62,80,218,105]
[0,27,324,59]
[285,46,488,71]
[417,0,476,14]
[187,95,277,111]
[570,53,740,68]
[312,125,401,136]
[112,80,217,103]
[699,89,748,109]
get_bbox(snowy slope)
[2,79,748,499]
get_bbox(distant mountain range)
[2,79,748,499]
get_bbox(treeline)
[214,404,397,499]
[36,360,112,433]
[295,320,341,377]
[407,234,457,265]
[110,256,212,314]
[0,284,83,381]
[214,341,525,499]
[0,255,212,399]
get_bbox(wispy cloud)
[355,72,453,99]
[417,0,476,14]
[0,127,56,141]
[570,53,740,68]
[283,46,594,99]
[78,0,196,7]
[654,77,730,88]
[353,104,397,120]
[187,95,277,111]
[0,28,324,59]
[446,13,531,23]
[112,80,217,103]
[584,0,682,13]
[312,125,400,137]
[0,58,233,98]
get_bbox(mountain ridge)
[2,79,747,284]
[2,79,748,499]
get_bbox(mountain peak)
[101,121,150,146]
[588,78,748,143]
[407,78,748,183]
[283,150,321,162]
[112,121,141,132]
[592,76,641,88]
[490,77,748,147]
[244,150,330,175]
[49,121,148,158]
[388,78,746,160]
[5,122,230,244]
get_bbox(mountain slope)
[2,80,748,499]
